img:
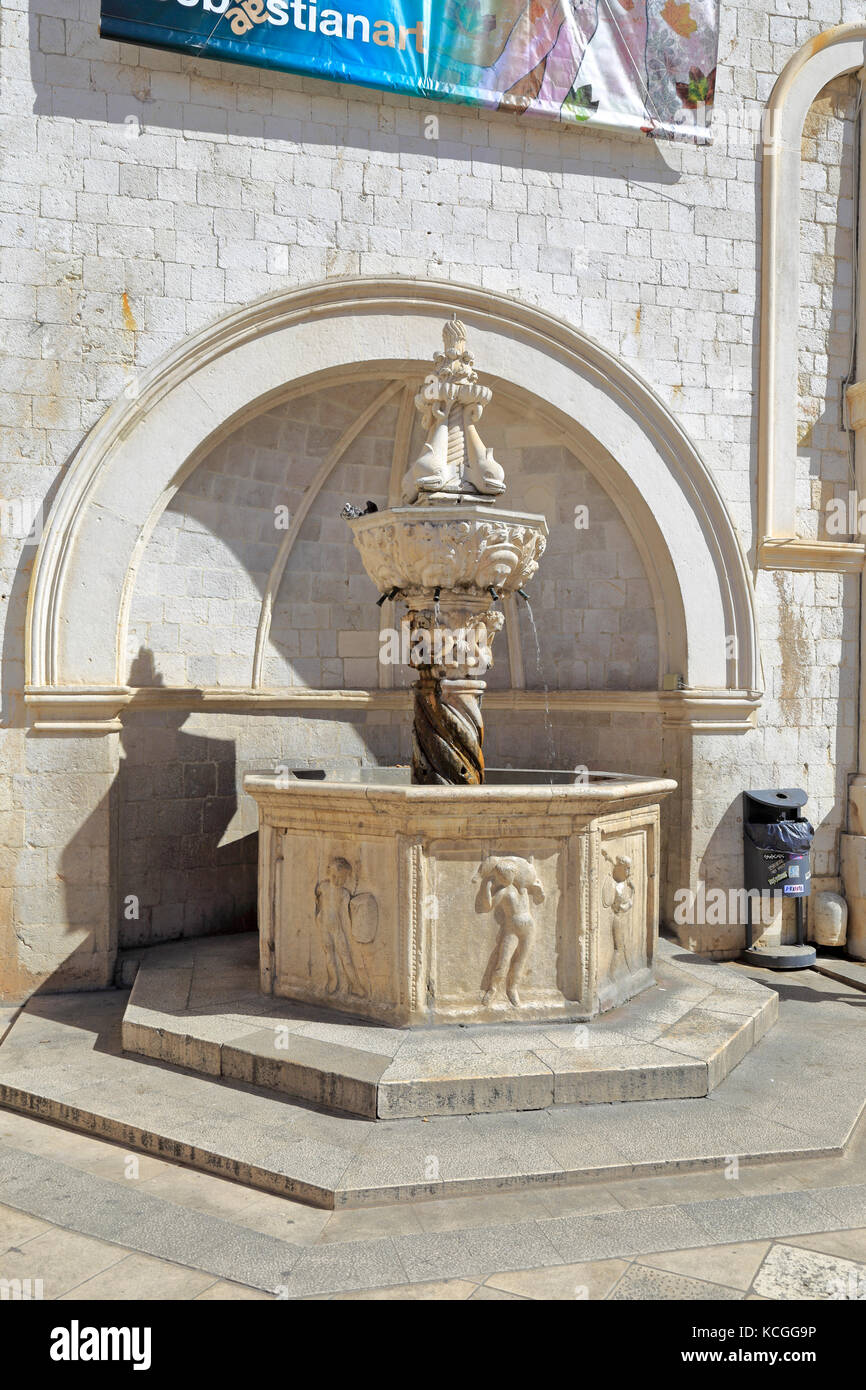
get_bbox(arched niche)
[25,278,760,731]
[758,22,866,569]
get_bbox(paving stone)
[0,1201,51,1253]
[484,1257,629,1299]
[292,1019,405,1057]
[540,1094,821,1173]
[268,1237,410,1298]
[538,1186,628,1218]
[391,1220,563,1283]
[135,1167,268,1221]
[232,1194,333,1245]
[336,1123,565,1205]
[56,1251,218,1301]
[329,1278,477,1300]
[5,1119,866,1300]
[656,1010,755,1089]
[684,1189,844,1244]
[195,1281,276,1300]
[319,1205,425,1243]
[0,1007,20,1046]
[809,1182,866,1229]
[753,1242,866,1300]
[468,1284,526,1298]
[540,1203,712,1263]
[782,1227,866,1263]
[223,1031,390,1118]
[813,957,866,994]
[636,1240,770,1290]
[608,1265,743,1300]
[415,1189,561,1232]
[0,1227,129,1300]
[462,1026,569,1055]
[0,1144,308,1291]
[704,1031,866,1148]
[608,1167,804,1210]
[377,1050,555,1119]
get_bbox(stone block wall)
[1,0,864,991]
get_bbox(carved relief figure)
[475,855,544,1007]
[314,856,379,998]
[602,851,636,979]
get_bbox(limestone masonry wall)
[1,0,863,993]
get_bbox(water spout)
[377,586,401,607]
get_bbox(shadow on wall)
[55,647,416,979]
[58,649,257,979]
[115,649,258,949]
[27,0,681,182]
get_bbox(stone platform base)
[3,950,865,1210]
[119,935,775,1120]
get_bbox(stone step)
[813,955,866,994]
[120,934,778,1119]
[0,964,862,1209]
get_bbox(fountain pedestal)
[244,772,676,1027]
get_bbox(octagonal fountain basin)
[244,768,676,1028]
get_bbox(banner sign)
[100,1,719,141]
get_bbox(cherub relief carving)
[314,856,379,998]
[474,855,545,1007]
[601,850,636,979]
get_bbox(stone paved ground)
[2,1088,866,1300]
[2,961,866,1301]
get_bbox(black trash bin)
[741,788,816,969]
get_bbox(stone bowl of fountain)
[245,317,676,1028]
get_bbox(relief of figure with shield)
[314,855,379,999]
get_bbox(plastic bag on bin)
[744,820,814,855]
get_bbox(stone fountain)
[245,318,676,1029]
[347,314,547,786]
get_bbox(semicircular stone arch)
[26,278,761,730]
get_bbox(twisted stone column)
[404,597,501,786]
[412,674,485,785]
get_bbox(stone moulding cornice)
[24,685,762,733]
[757,537,866,573]
[24,688,129,733]
[758,24,866,552]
